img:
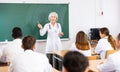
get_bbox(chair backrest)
[105,50,117,58]
[87,55,98,60]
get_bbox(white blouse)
[39,23,62,53]
[70,43,92,56]
[0,39,24,63]
[97,50,120,72]
[9,50,52,72]
[95,36,113,59]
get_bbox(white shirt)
[0,50,2,57]
[4,39,24,62]
[40,23,62,53]
[0,45,7,63]
[95,36,113,59]
[70,43,91,56]
[9,50,52,72]
[97,50,120,72]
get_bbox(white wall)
[0,0,120,54]
[95,0,120,37]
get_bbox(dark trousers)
[46,53,54,67]
[46,53,63,71]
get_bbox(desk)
[53,50,99,58]
[89,59,106,72]
[53,50,105,72]
[53,68,61,72]
[0,66,8,72]
[0,66,60,72]
[53,50,68,57]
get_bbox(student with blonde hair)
[70,31,91,56]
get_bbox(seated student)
[0,27,24,63]
[97,33,120,72]
[63,51,89,72]
[95,27,116,59]
[69,31,91,56]
[9,36,52,72]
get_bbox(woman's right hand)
[37,24,42,29]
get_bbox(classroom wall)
[0,0,120,53]
[95,0,120,37]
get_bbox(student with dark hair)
[63,51,89,72]
[12,27,22,38]
[95,27,116,59]
[0,27,24,63]
[97,33,120,72]
[70,31,91,56]
[9,36,52,72]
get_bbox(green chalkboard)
[0,3,69,41]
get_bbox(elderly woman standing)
[38,12,63,53]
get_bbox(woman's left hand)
[59,32,64,37]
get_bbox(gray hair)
[48,12,58,21]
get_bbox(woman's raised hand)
[37,24,42,29]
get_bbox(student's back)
[97,33,120,72]
[11,50,52,72]
[9,36,52,72]
[95,27,116,59]
[0,27,24,63]
[70,31,91,56]
[5,38,23,62]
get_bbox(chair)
[87,56,98,60]
[105,50,117,59]
[0,62,8,66]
